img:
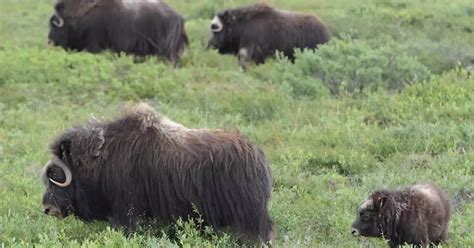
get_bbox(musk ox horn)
[47,157,72,187]
[52,13,64,27]
[210,15,223,32]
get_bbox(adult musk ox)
[207,3,331,68]
[41,103,275,244]
[48,0,188,62]
[351,183,452,247]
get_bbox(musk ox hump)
[411,184,440,202]
[214,3,274,26]
[121,103,189,136]
[54,0,102,18]
[122,102,160,127]
[122,0,161,10]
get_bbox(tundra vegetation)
[0,0,473,247]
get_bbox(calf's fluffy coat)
[351,183,451,247]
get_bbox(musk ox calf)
[48,0,188,62]
[207,3,331,68]
[351,183,452,247]
[41,103,275,244]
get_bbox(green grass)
[0,0,473,247]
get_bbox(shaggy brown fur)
[41,103,275,244]
[207,3,331,68]
[351,183,452,247]
[48,0,188,62]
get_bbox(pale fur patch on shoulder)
[160,116,188,131]
[121,102,161,129]
[411,184,440,202]
[123,102,158,117]
[122,0,159,3]
[122,0,160,9]
[122,103,211,140]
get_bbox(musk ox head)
[207,11,233,52]
[48,1,68,47]
[48,0,100,47]
[42,156,74,217]
[351,190,391,238]
[41,126,105,219]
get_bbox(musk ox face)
[41,157,74,218]
[207,12,231,52]
[48,14,68,47]
[351,190,389,238]
[48,2,70,47]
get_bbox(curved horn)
[52,13,64,28]
[210,15,223,33]
[47,157,72,187]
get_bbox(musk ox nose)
[206,43,214,50]
[43,207,50,214]
[211,24,219,30]
[351,227,360,236]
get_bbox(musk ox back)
[207,3,331,68]
[351,183,451,247]
[48,0,188,62]
[41,103,275,244]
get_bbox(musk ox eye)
[359,211,371,221]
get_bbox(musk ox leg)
[240,213,276,246]
[238,47,251,70]
[110,203,146,235]
[85,42,102,54]
[266,221,277,247]
[387,241,400,248]
[437,225,449,244]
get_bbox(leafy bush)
[271,37,432,96]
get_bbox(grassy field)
[0,0,473,247]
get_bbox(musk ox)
[351,183,452,247]
[207,3,331,68]
[41,103,275,244]
[48,0,188,63]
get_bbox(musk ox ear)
[371,191,389,210]
[217,10,233,23]
[69,127,105,175]
[82,127,105,157]
[50,135,72,163]
[52,127,105,166]
[54,1,65,13]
